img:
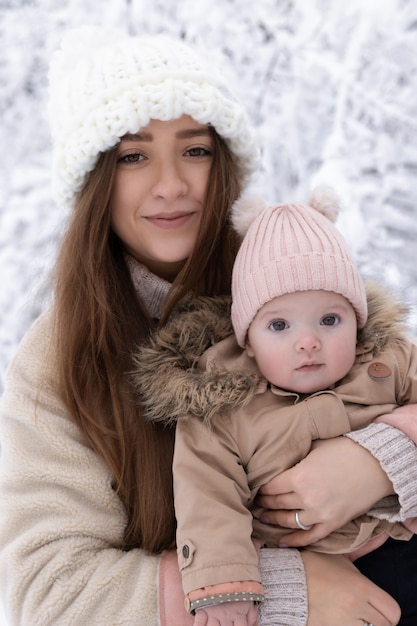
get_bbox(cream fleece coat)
[0,309,160,626]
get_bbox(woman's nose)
[151,161,188,200]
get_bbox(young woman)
[0,25,412,625]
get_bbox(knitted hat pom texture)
[230,186,368,346]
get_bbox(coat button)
[367,362,392,380]
[182,544,190,559]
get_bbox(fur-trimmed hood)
[133,282,409,426]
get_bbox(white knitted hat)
[231,192,368,346]
[48,27,260,209]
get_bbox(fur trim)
[357,281,409,353]
[133,283,409,427]
[133,296,258,426]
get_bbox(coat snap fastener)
[182,544,190,558]
[367,362,392,380]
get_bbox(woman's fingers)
[256,491,299,511]
[257,438,395,535]
[258,508,305,528]
[363,579,401,626]
[302,552,401,626]
[258,468,294,496]
[278,524,337,547]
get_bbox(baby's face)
[246,290,357,394]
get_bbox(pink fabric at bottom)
[159,550,194,626]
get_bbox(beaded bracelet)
[186,591,264,614]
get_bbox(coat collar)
[133,281,410,426]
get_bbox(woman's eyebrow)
[176,128,211,139]
[121,132,152,142]
[121,128,210,142]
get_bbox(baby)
[136,190,416,625]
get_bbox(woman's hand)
[256,437,394,546]
[303,551,400,626]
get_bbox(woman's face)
[111,115,213,280]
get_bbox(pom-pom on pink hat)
[231,187,368,347]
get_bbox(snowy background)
[1,0,417,397]
[0,0,417,622]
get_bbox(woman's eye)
[184,146,212,158]
[268,320,288,332]
[118,152,146,164]
[321,314,340,326]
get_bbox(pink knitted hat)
[231,191,368,347]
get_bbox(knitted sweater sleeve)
[345,420,417,521]
[0,311,160,626]
[258,548,307,626]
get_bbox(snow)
[0,0,416,619]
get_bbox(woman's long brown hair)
[53,128,242,553]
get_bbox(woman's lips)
[146,212,195,230]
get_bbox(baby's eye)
[268,320,288,332]
[184,146,212,158]
[321,314,340,326]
